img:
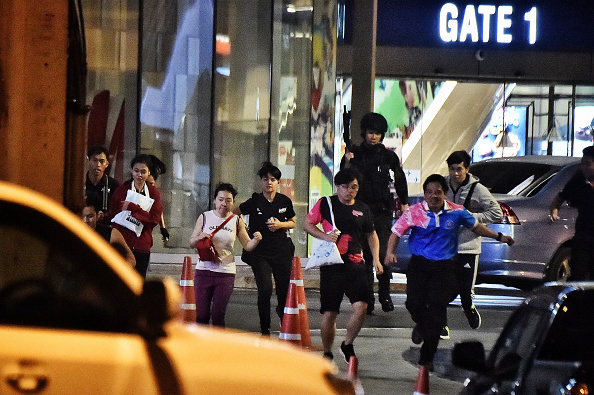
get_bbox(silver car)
[393,155,581,290]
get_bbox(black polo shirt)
[239,192,295,256]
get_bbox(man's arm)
[366,231,383,274]
[549,194,564,222]
[384,233,401,266]
[473,183,503,224]
[390,152,409,206]
[303,217,338,243]
[109,228,136,267]
[472,223,514,246]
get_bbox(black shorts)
[319,264,369,314]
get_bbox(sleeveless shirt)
[195,210,239,274]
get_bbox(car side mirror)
[139,277,181,339]
[452,341,487,373]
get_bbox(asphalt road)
[224,286,527,394]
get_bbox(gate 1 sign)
[439,4,537,45]
[342,0,594,53]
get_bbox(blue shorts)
[319,264,369,313]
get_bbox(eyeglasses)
[338,184,359,191]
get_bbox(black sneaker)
[411,325,423,345]
[440,326,450,340]
[323,352,334,361]
[465,305,482,329]
[339,341,356,364]
[380,298,394,312]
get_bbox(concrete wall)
[0,0,70,202]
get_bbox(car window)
[470,162,559,196]
[0,202,138,333]
[538,291,594,362]
[488,306,549,374]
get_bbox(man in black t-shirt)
[233,162,296,336]
[550,145,594,279]
[85,146,120,215]
[304,168,382,364]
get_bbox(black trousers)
[133,250,151,278]
[568,236,594,280]
[405,255,457,365]
[363,211,393,306]
[453,253,478,311]
[249,249,293,334]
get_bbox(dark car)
[453,282,594,394]
[393,156,580,289]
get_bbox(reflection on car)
[0,181,354,395]
[453,282,594,394]
[393,156,580,289]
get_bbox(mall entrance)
[337,79,594,193]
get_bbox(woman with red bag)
[190,183,262,327]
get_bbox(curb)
[146,253,408,292]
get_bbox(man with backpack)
[444,150,502,337]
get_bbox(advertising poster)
[473,106,526,161]
[310,0,337,210]
[374,79,441,158]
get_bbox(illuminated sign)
[342,0,594,52]
[439,4,537,44]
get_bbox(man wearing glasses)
[304,168,382,364]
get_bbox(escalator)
[402,82,502,193]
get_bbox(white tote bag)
[112,185,154,237]
[305,196,344,270]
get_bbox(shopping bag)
[305,234,344,269]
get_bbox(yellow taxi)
[0,181,353,394]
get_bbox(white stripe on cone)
[279,333,301,341]
[179,280,194,286]
[284,307,299,314]
[181,304,196,310]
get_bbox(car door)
[0,201,161,394]
[482,305,550,394]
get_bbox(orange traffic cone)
[179,256,196,323]
[413,365,430,395]
[347,356,364,395]
[278,281,302,346]
[347,356,358,380]
[291,257,312,348]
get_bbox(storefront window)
[270,1,314,256]
[83,0,140,184]
[212,0,314,256]
[139,0,214,249]
[212,0,271,212]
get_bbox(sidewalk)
[147,252,407,291]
